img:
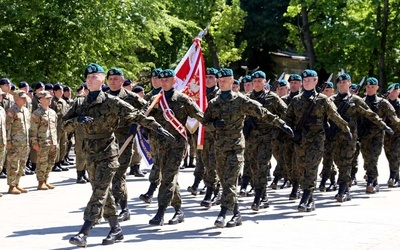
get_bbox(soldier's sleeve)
[273,95,288,117]
[6,109,14,145]
[203,103,216,132]
[184,97,204,123]
[284,101,296,128]
[62,101,79,133]
[382,99,400,129]
[355,98,388,129]
[244,97,285,128]
[115,98,161,131]
[325,98,350,133]
[29,113,39,148]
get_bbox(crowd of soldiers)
[1,64,399,247]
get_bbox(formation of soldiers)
[1,64,399,247]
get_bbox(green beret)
[302,69,318,78]
[288,74,302,82]
[151,68,162,77]
[107,67,123,79]
[387,83,400,91]
[349,83,358,90]
[206,67,218,76]
[277,79,288,87]
[337,73,351,82]
[251,71,266,79]
[84,63,105,78]
[366,77,378,85]
[217,68,233,78]
[158,69,175,78]
[241,75,252,84]
[325,81,334,88]
[233,79,240,85]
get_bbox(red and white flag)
[174,37,207,148]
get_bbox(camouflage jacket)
[0,107,6,147]
[30,107,58,147]
[147,89,204,141]
[144,87,162,102]
[62,91,161,161]
[246,89,287,136]
[32,94,40,112]
[107,88,147,130]
[387,98,400,132]
[329,93,388,138]
[203,91,285,149]
[51,96,69,126]
[362,94,400,132]
[6,104,30,146]
[0,93,13,110]
[285,90,349,142]
[281,91,300,106]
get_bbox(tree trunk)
[301,6,316,69]
[379,0,389,93]
[205,33,220,69]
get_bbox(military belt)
[85,132,113,139]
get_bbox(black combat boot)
[373,179,380,193]
[76,171,87,184]
[366,176,376,194]
[117,200,131,222]
[102,216,123,245]
[289,181,300,200]
[200,187,214,208]
[270,177,279,190]
[214,206,228,228]
[187,176,202,196]
[251,189,262,211]
[226,204,242,228]
[30,163,37,172]
[335,183,348,202]
[280,178,289,189]
[319,173,328,191]
[168,206,185,225]
[132,164,145,177]
[69,220,94,247]
[326,172,337,192]
[149,206,166,226]
[298,190,311,212]
[306,192,316,212]
[260,188,270,208]
[0,168,6,178]
[180,155,188,169]
[387,171,397,188]
[239,176,250,197]
[188,157,196,168]
[82,170,90,182]
[139,183,157,203]
[267,169,272,181]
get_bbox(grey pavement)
[1,150,399,250]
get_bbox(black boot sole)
[102,234,124,245]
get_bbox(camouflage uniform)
[360,94,399,187]
[30,106,58,182]
[51,96,69,164]
[204,91,287,212]
[244,89,287,200]
[329,93,389,199]
[0,106,6,175]
[285,89,350,209]
[6,103,30,187]
[146,89,203,209]
[107,88,147,204]
[70,97,86,172]
[385,97,400,185]
[29,94,41,166]
[63,91,162,222]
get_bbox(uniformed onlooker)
[66,63,174,247]
[30,91,58,190]
[0,78,14,110]
[243,75,253,93]
[285,69,351,212]
[232,79,240,92]
[122,78,133,92]
[0,88,6,196]
[276,79,289,97]
[203,68,293,228]
[18,81,32,112]
[132,85,145,98]
[6,90,31,194]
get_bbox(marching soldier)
[0,88,6,196]
[65,63,174,247]
[203,68,293,228]
[284,69,351,212]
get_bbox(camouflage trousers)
[284,139,300,183]
[216,148,244,211]
[295,137,324,191]
[332,133,357,186]
[360,130,384,180]
[112,131,134,203]
[245,134,273,190]
[384,132,400,178]
[148,136,161,185]
[0,145,5,173]
[84,157,119,222]
[74,134,86,172]
[272,138,287,180]
[6,145,29,186]
[156,138,186,207]
[351,140,361,177]
[198,135,218,189]
[130,139,142,165]
[55,127,67,163]
[321,138,337,180]
[188,132,197,158]
[36,145,58,181]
